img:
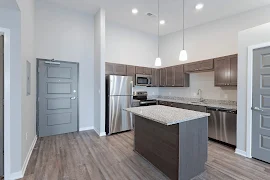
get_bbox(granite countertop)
[155,98,237,110]
[124,105,210,126]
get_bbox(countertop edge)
[156,98,237,111]
[124,108,210,126]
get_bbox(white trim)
[21,136,37,177]
[0,27,11,180]
[235,148,247,157]
[79,126,94,131]
[94,128,106,137]
[8,171,22,180]
[99,132,106,137]
[246,41,270,159]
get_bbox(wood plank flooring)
[21,130,270,180]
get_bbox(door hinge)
[38,97,40,102]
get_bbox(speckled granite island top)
[125,105,210,125]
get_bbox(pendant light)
[179,0,188,61]
[155,0,162,66]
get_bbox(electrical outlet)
[26,132,28,140]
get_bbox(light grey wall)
[16,0,37,173]
[237,22,270,152]
[94,9,106,135]
[35,1,95,129]
[0,7,22,174]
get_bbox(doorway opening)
[0,34,4,178]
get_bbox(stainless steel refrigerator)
[106,75,134,135]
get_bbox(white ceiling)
[37,0,270,35]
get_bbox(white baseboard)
[79,126,94,131]
[235,148,247,157]
[99,132,106,136]
[8,171,23,180]
[9,136,37,180]
[94,129,106,137]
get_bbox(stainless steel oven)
[135,74,152,86]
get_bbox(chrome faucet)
[197,89,204,102]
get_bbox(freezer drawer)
[207,108,237,146]
[106,96,133,135]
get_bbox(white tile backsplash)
[159,71,237,101]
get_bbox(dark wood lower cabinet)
[134,115,208,180]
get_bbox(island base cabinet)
[134,115,208,180]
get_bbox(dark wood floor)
[21,130,270,180]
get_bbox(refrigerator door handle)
[130,81,134,107]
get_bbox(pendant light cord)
[183,0,185,49]
[158,0,160,57]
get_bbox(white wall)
[0,7,22,175]
[106,21,159,94]
[94,9,106,135]
[159,5,270,101]
[35,2,95,129]
[16,0,36,176]
[106,21,158,68]
[237,22,270,153]
[159,72,237,101]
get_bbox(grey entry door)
[252,46,270,163]
[0,35,4,176]
[38,59,78,137]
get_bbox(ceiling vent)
[146,12,157,18]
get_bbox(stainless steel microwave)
[135,74,152,86]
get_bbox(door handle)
[251,107,263,112]
[71,97,77,100]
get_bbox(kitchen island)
[125,105,210,180]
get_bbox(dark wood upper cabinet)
[144,67,152,75]
[214,54,237,86]
[114,63,127,75]
[159,68,166,87]
[229,55,238,86]
[174,65,189,87]
[126,65,136,76]
[135,66,145,74]
[166,66,174,86]
[151,68,160,87]
[184,59,214,73]
[105,62,127,75]
[105,62,115,75]
[136,66,152,75]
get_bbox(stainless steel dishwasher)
[207,108,237,146]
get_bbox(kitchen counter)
[156,97,237,110]
[125,105,210,125]
[125,105,209,180]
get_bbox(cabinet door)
[152,69,160,87]
[184,63,197,72]
[174,65,184,87]
[198,59,214,71]
[166,67,174,87]
[114,64,127,75]
[229,55,238,86]
[105,62,115,75]
[127,65,136,84]
[136,66,145,74]
[144,67,152,75]
[214,57,230,86]
[159,68,166,86]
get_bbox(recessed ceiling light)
[160,20,166,25]
[195,3,204,10]
[132,8,138,14]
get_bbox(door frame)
[246,42,270,158]
[0,27,11,178]
[36,59,80,136]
